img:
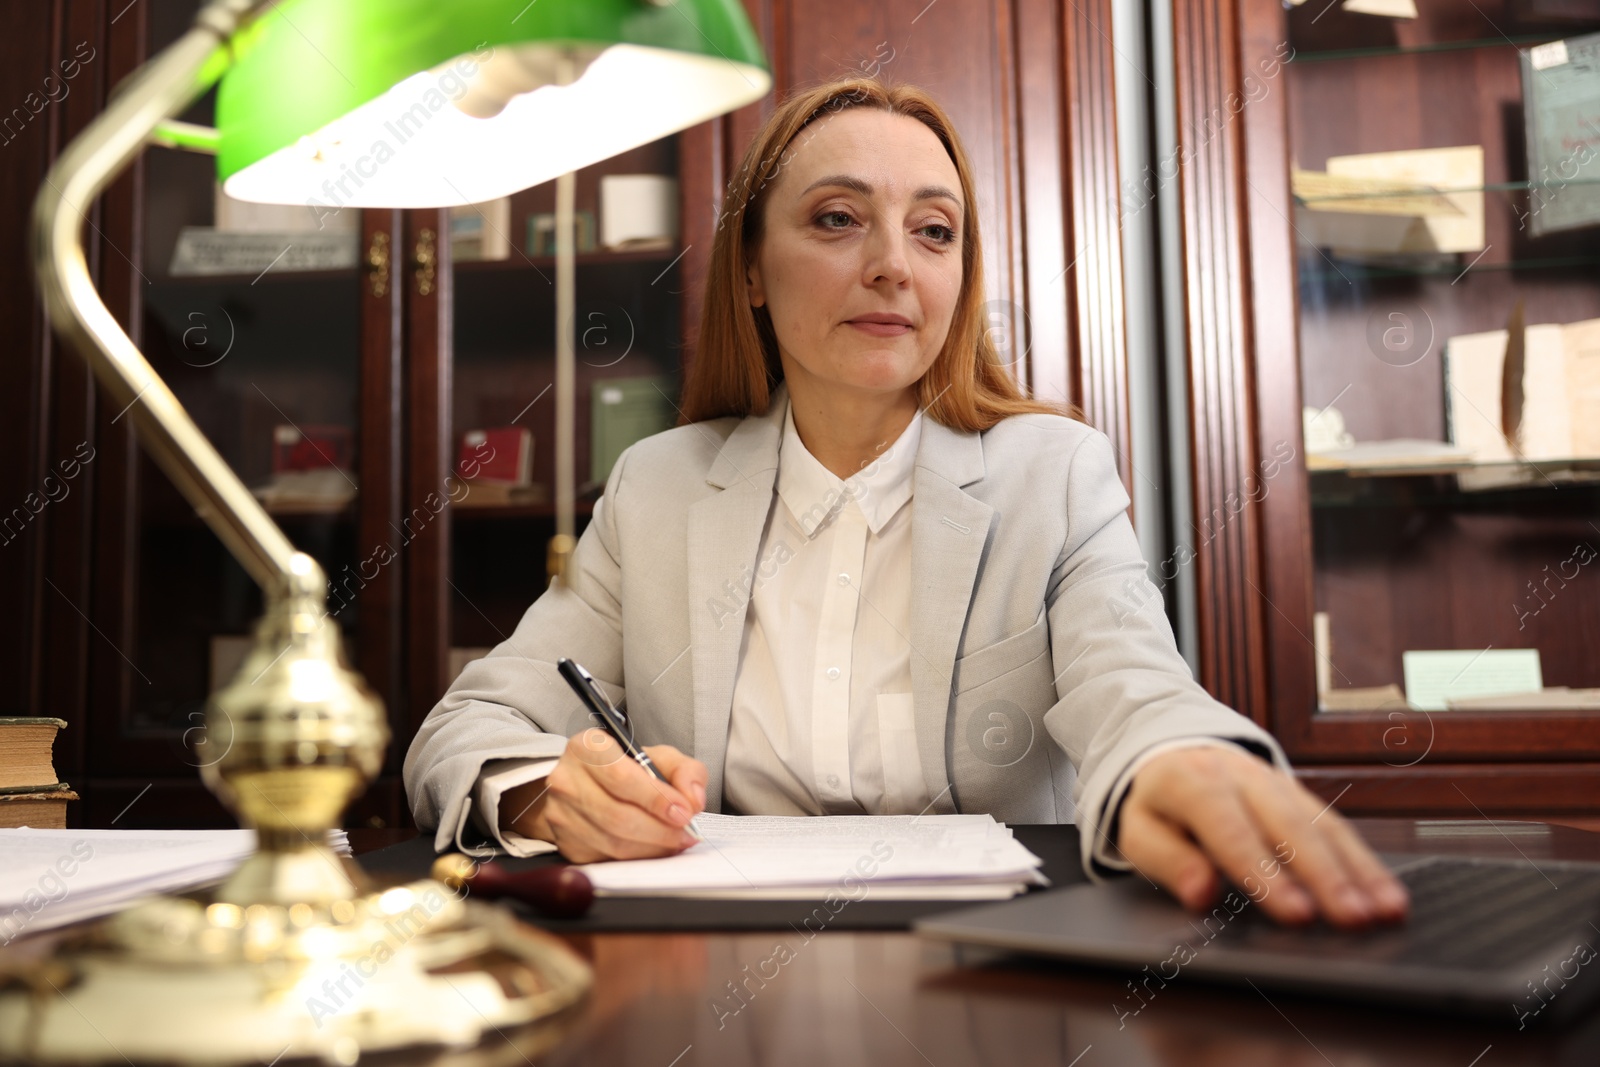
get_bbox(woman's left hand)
[1115,744,1410,928]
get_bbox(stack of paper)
[579,813,1046,901]
[0,828,352,940]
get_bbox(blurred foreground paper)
[0,828,351,941]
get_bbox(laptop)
[914,853,1600,1024]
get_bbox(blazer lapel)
[908,416,993,813]
[686,385,786,810]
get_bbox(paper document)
[1,828,352,941]
[1402,649,1543,711]
[578,813,1046,900]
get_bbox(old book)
[168,228,358,276]
[0,717,66,790]
[1294,146,1485,254]
[458,427,533,485]
[0,783,77,829]
[1319,684,1410,712]
[453,481,548,508]
[1306,438,1475,474]
[1445,315,1600,463]
[1448,687,1600,710]
[591,375,679,486]
[1341,0,1418,17]
[449,197,512,261]
[1521,32,1600,237]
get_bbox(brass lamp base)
[0,879,590,1066]
[0,577,592,1064]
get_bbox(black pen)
[556,657,705,843]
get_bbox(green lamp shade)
[217,0,770,208]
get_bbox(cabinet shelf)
[1293,178,1600,206]
[149,267,357,289]
[452,498,598,520]
[455,247,684,274]
[1289,32,1580,64]
[1297,253,1600,282]
[1309,467,1600,509]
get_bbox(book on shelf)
[1306,438,1477,474]
[1447,687,1600,710]
[251,424,358,510]
[0,783,77,830]
[1339,0,1417,18]
[455,481,549,508]
[1318,684,1410,712]
[449,198,512,261]
[1520,32,1600,237]
[1445,315,1600,464]
[526,210,597,256]
[1292,145,1485,256]
[458,427,533,485]
[168,227,359,276]
[591,375,679,486]
[599,174,679,251]
[0,716,66,790]
[273,424,353,474]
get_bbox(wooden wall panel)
[358,209,406,773]
[1170,0,1273,725]
[1235,0,1319,744]
[1057,0,1132,481]
[404,208,453,735]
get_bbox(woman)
[404,78,1406,928]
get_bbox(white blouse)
[720,395,929,817]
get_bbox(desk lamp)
[0,1,768,1062]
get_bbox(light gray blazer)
[403,380,1287,873]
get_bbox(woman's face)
[745,108,965,405]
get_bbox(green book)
[1520,32,1600,237]
[590,374,680,487]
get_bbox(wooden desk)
[340,820,1600,1067]
[7,821,1599,1066]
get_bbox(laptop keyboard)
[1228,857,1600,970]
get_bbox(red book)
[459,427,533,484]
[272,425,352,474]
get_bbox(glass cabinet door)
[1281,2,1600,745]
[441,138,687,701]
[90,0,384,825]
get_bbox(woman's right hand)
[499,728,708,863]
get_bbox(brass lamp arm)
[30,0,315,598]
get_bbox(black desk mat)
[357,825,1086,932]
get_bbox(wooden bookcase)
[1173,0,1600,818]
